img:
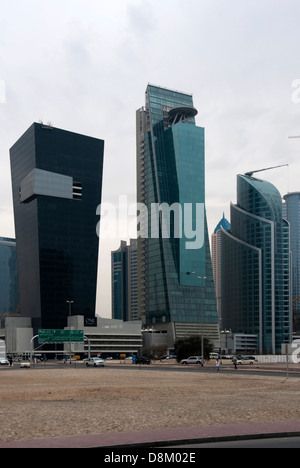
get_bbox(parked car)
[20,361,31,368]
[236,357,255,365]
[0,358,9,366]
[135,357,151,365]
[181,356,203,365]
[85,358,105,368]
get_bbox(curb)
[1,422,300,449]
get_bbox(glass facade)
[0,238,20,316]
[137,85,219,343]
[10,123,104,331]
[283,193,300,316]
[221,175,291,354]
[111,240,138,322]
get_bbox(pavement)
[1,421,300,448]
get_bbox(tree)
[174,336,213,363]
[143,345,168,361]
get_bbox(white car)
[0,359,10,366]
[20,361,31,368]
[181,356,203,365]
[85,358,105,368]
[236,357,255,365]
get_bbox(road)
[1,361,300,379]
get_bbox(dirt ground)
[0,364,300,443]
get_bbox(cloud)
[0,0,300,317]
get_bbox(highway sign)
[38,329,84,343]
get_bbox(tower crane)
[245,164,289,178]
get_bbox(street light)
[66,300,74,363]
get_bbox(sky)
[1,0,300,318]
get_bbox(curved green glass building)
[221,174,291,354]
[136,85,219,348]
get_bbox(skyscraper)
[283,192,300,332]
[221,174,291,354]
[10,123,104,330]
[111,239,138,322]
[136,84,219,347]
[211,214,231,320]
[0,237,19,316]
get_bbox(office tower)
[283,192,300,332]
[0,237,19,316]
[136,84,219,347]
[10,123,104,330]
[221,174,291,354]
[111,239,138,322]
[211,214,230,320]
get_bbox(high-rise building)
[211,214,231,320]
[10,123,104,331]
[221,174,291,354]
[136,84,219,348]
[111,239,138,322]
[0,237,19,316]
[283,192,300,332]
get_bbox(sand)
[0,364,299,443]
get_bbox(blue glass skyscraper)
[221,174,291,354]
[283,192,300,331]
[136,84,219,347]
[0,237,19,316]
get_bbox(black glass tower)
[10,123,104,330]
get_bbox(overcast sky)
[1,0,300,318]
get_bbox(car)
[236,357,255,365]
[20,361,31,368]
[209,353,220,360]
[181,356,203,365]
[0,359,10,366]
[135,357,151,365]
[85,357,105,368]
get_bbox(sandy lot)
[0,364,299,443]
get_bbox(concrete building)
[211,214,230,319]
[0,317,33,357]
[220,331,258,355]
[65,316,142,358]
[0,316,142,359]
[0,340,6,359]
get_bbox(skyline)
[1,1,300,319]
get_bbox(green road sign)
[38,329,84,343]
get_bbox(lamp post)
[66,300,74,363]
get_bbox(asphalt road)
[1,362,300,379]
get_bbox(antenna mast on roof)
[245,164,289,178]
